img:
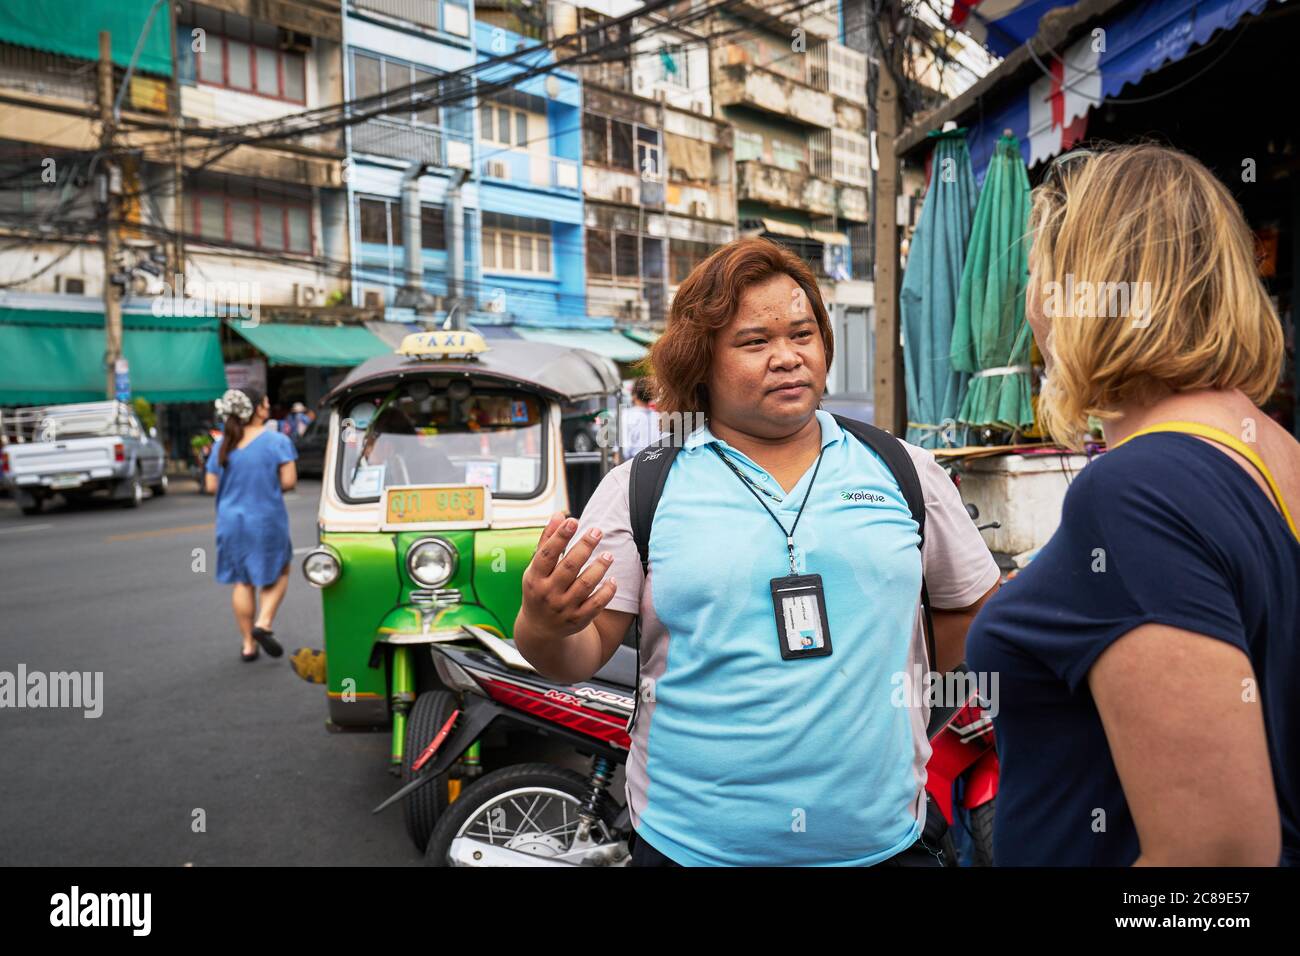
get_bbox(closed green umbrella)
[951,132,1034,432]
[901,130,978,447]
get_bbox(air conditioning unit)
[614,185,635,204]
[56,275,89,295]
[294,283,327,307]
[363,289,385,310]
[485,160,509,179]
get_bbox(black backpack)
[624,414,936,733]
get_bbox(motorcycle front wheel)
[425,763,626,867]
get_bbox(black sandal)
[251,626,284,658]
[241,647,260,662]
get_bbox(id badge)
[770,574,833,660]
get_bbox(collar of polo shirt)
[682,408,846,455]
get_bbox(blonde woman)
[966,144,1299,866]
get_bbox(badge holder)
[771,539,832,661]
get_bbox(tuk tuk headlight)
[302,548,341,588]
[407,538,457,587]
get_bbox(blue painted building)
[344,0,478,317]
[472,21,587,327]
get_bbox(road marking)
[106,522,213,543]
[0,523,53,535]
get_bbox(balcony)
[736,161,835,217]
[354,119,447,166]
[712,63,833,129]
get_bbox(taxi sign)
[398,330,490,359]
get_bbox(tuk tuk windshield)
[338,388,545,501]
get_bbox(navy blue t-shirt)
[967,433,1299,866]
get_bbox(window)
[659,44,689,87]
[587,230,612,277]
[583,112,608,164]
[352,52,455,129]
[358,196,446,251]
[358,197,394,245]
[583,114,661,174]
[734,129,763,163]
[588,229,661,285]
[773,139,806,173]
[481,103,535,147]
[610,120,634,170]
[191,178,312,254]
[615,233,638,279]
[637,127,661,180]
[671,239,713,285]
[482,212,551,276]
[185,8,307,103]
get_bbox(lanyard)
[710,443,826,574]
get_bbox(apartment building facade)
[708,0,874,394]
[343,0,478,319]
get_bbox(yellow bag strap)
[1110,420,1299,542]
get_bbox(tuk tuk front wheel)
[401,689,457,851]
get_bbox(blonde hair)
[1029,144,1282,448]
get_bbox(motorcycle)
[379,626,997,867]
[375,626,635,866]
[923,667,999,866]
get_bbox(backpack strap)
[830,414,936,676]
[625,435,680,735]
[629,435,680,575]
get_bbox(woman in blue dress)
[205,387,298,661]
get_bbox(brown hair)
[646,237,833,416]
[218,386,264,468]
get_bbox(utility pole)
[169,0,185,282]
[871,4,904,435]
[98,31,123,402]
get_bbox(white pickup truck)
[1,401,168,515]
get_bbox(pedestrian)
[966,144,1299,866]
[512,237,1000,866]
[205,387,298,662]
[620,376,661,458]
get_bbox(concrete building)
[471,17,586,328]
[343,0,478,320]
[707,0,874,396]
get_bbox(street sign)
[113,358,131,403]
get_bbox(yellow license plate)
[385,485,486,524]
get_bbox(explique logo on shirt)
[840,489,887,504]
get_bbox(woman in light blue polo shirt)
[513,239,999,867]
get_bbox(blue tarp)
[964,0,1279,180]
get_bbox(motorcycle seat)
[592,644,638,690]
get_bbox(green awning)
[622,327,661,347]
[230,321,392,367]
[515,328,648,363]
[0,0,173,76]
[0,308,226,405]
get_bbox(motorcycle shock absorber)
[574,755,616,843]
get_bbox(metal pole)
[99,31,123,401]
[871,5,904,435]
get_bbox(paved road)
[0,480,428,865]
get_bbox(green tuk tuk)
[300,328,622,848]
